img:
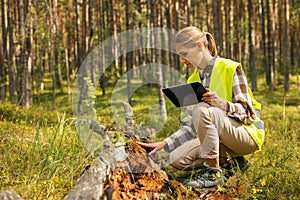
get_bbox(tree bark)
[26,1,33,106]
[206,0,211,32]
[233,0,242,62]
[98,0,106,96]
[266,0,276,91]
[125,0,133,105]
[0,0,7,103]
[7,0,17,103]
[248,0,257,91]
[225,0,231,58]
[212,0,223,55]
[283,0,289,92]
[156,0,167,121]
[75,0,81,71]
[0,37,5,103]
[260,0,269,85]
[18,0,31,107]
[82,0,87,56]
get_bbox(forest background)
[0,0,299,199]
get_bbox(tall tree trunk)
[160,0,167,88]
[248,0,257,91]
[134,0,144,79]
[82,0,87,56]
[172,0,180,73]
[283,0,290,92]
[110,0,120,78]
[75,0,81,71]
[212,0,223,55]
[206,0,211,32]
[18,0,31,107]
[260,0,269,85]
[50,0,58,109]
[155,0,167,121]
[125,0,133,105]
[88,0,93,52]
[225,0,231,58]
[0,0,6,103]
[118,1,124,77]
[233,0,241,62]
[267,0,276,91]
[99,0,106,96]
[185,0,191,26]
[26,1,33,106]
[65,48,71,102]
[0,34,5,103]
[7,0,17,103]
[166,0,175,85]
[184,0,191,79]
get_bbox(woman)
[137,26,265,188]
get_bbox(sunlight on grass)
[0,111,91,199]
[237,80,300,199]
[0,75,299,199]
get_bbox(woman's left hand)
[202,89,228,111]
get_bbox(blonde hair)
[175,26,218,57]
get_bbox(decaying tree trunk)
[0,190,23,200]
[64,159,111,200]
[65,102,205,199]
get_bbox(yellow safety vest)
[187,69,201,83]
[188,58,265,150]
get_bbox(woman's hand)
[136,141,167,155]
[202,89,228,111]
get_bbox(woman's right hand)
[136,140,167,155]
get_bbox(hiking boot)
[185,162,224,189]
[221,156,251,178]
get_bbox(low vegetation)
[0,76,299,199]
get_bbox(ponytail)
[205,32,218,57]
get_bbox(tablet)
[162,82,207,107]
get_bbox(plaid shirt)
[164,58,256,152]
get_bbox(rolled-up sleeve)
[226,67,256,124]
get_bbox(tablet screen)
[162,82,207,107]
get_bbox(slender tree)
[248,0,257,91]
[18,0,32,107]
[206,0,211,32]
[0,0,6,102]
[7,0,17,103]
[283,0,290,92]
[266,0,276,91]
[75,0,81,71]
[125,0,133,105]
[212,0,223,55]
[260,0,269,85]
[154,0,167,121]
[0,35,5,103]
[233,0,242,62]
[98,0,106,96]
[224,0,231,58]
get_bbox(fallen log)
[65,102,221,199]
[65,134,204,199]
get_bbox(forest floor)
[0,76,300,199]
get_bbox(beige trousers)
[170,102,257,170]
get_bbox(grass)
[0,75,299,199]
[0,110,92,199]
[239,80,300,200]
